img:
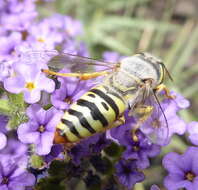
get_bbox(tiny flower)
[0,138,27,159]
[69,133,110,165]
[163,147,198,190]
[0,155,35,190]
[27,20,63,49]
[0,32,22,60]
[62,16,83,37]
[115,159,145,189]
[17,104,63,155]
[121,130,161,169]
[1,0,37,31]
[63,40,89,56]
[187,121,198,146]
[4,61,55,104]
[51,68,95,110]
[162,91,190,112]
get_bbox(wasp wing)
[19,50,116,72]
[19,50,58,65]
[47,52,116,73]
[139,91,170,146]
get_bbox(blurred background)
[36,0,198,189]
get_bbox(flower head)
[4,61,55,104]
[0,155,35,190]
[27,20,63,49]
[115,159,145,189]
[187,121,198,146]
[69,133,110,165]
[121,130,161,169]
[17,104,63,155]
[163,146,198,190]
[0,138,27,159]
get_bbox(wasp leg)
[104,116,125,132]
[131,105,153,142]
[155,84,175,99]
[42,69,109,80]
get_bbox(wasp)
[40,51,173,146]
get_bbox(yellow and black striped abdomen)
[56,85,126,142]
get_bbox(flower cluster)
[0,1,197,190]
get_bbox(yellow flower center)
[37,37,45,43]
[38,125,45,133]
[25,82,35,91]
[186,172,195,182]
[64,96,73,105]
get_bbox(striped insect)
[41,51,173,146]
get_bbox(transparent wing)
[139,92,169,146]
[19,50,116,72]
[47,52,116,73]
[20,50,58,65]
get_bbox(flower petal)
[4,76,25,93]
[36,132,54,155]
[17,122,40,143]
[23,88,41,104]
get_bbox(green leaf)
[36,177,66,190]
[0,99,11,115]
[30,154,45,169]
[95,16,180,32]
[6,93,28,129]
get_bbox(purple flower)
[115,159,145,189]
[63,40,89,56]
[44,144,63,163]
[121,130,161,169]
[0,32,22,60]
[162,91,190,112]
[0,133,7,150]
[0,138,27,159]
[0,60,14,82]
[27,20,63,49]
[17,104,63,155]
[62,16,83,37]
[102,51,121,62]
[187,121,198,146]
[0,155,35,190]
[51,68,94,110]
[4,61,55,104]
[109,111,135,144]
[69,133,110,165]
[0,115,9,150]
[163,147,198,190]
[1,0,37,31]
[0,115,8,134]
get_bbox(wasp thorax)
[119,53,163,88]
